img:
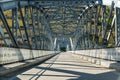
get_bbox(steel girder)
[12,8,25,47]
[0,7,18,47]
[0,1,54,50]
[73,0,120,50]
[115,7,120,45]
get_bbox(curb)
[0,53,57,76]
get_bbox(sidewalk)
[11,52,120,80]
[0,54,56,77]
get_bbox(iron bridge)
[0,0,120,50]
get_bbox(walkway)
[4,52,120,80]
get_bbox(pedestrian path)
[8,52,120,80]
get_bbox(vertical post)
[54,38,57,50]
[115,7,120,46]
[102,1,114,47]
[70,37,73,50]
[12,7,24,46]
[102,5,106,39]
[115,7,117,45]
[66,44,69,51]
[18,2,32,49]
[31,7,38,49]
[37,10,42,49]
[0,7,18,47]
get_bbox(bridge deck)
[3,52,119,80]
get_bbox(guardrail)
[69,47,120,68]
[73,47,120,61]
[0,47,60,65]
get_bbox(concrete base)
[75,54,120,71]
[91,58,97,64]
[96,59,101,65]
[100,60,116,68]
[0,53,58,76]
[110,63,120,71]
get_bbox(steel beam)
[0,6,18,47]
[18,2,32,49]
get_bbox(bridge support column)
[115,7,120,45]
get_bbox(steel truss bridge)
[0,0,120,79]
[0,0,120,51]
[0,0,120,69]
[0,0,119,60]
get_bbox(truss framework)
[0,0,120,51]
